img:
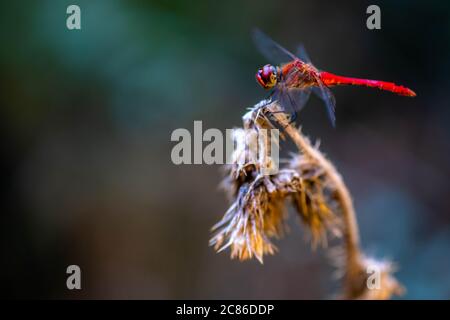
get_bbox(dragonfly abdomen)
[320,71,416,97]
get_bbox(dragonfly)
[253,29,416,126]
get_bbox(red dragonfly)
[253,29,416,126]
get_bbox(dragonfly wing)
[282,64,315,111]
[295,44,312,64]
[293,48,335,126]
[271,86,311,121]
[270,63,312,122]
[284,87,312,113]
[312,82,336,127]
[252,28,297,64]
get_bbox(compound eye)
[262,65,273,78]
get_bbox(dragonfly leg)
[266,110,296,129]
[282,111,297,129]
[284,91,300,125]
[266,89,303,127]
[288,111,297,124]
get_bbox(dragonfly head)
[256,64,278,89]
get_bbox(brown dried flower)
[210,99,404,299]
[210,175,289,263]
[289,154,342,247]
[211,101,343,262]
[333,252,405,300]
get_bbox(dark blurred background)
[1,0,449,299]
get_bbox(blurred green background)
[1,0,449,299]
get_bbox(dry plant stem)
[272,111,362,273]
[211,100,403,299]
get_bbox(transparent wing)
[295,45,337,126]
[285,87,312,113]
[295,44,312,63]
[268,62,312,122]
[272,86,312,114]
[312,81,336,127]
[252,28,297,64]
[281,63,311,112]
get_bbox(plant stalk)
[270,109,363,289]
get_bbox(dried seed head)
[331,250,405,300]
[211,99,404,299]
[228,127,259,178]
[353,257,404,300]
[289,154,343,247]
[212,102,344,262]
[210,175,289,263]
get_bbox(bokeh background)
[1,0,449,299]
